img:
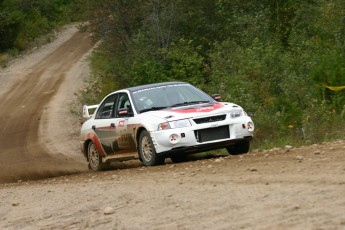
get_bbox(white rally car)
[81,82,254,171]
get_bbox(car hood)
[142,102,241,121]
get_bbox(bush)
[82,0,345,150]
[0,0,76,53]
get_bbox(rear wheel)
[226,142,250,155]
[88,141,110,171]
[139,130,165,166]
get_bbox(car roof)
[126,81,188,93]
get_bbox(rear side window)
[95,94,117,119]
[115,93,132,117]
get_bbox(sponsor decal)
[133,84,190,94]
[119,110,128,115]
[118,120,125,127]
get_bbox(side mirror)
[211,94,222,102]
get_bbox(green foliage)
[0,0,77,53]
[162,39,208,87]
[0,2,24,50]
[82,0,345,150]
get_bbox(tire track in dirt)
[0,29,95,183]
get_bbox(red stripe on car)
[168,103,224,113]
[87,133,106,157]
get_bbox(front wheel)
[139,130,165,166]
[87,141,109,171]
[226,142,250,155]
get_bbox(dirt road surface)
[0,25,93,183]
[1,26,345,230]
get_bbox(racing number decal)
[118,120,125,127]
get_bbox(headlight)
[170,119,191,128]
[230,110,243,118]
[158,119,191,130]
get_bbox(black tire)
[226,142,250,155]
[138,130,165,166]
[170,154,188,163]
[87,141,110,171]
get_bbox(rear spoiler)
[82,104,99,119]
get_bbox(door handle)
[92,125,96,130]
[110,123,115,127]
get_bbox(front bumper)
[150,116,254,154]
[157,136,253,156]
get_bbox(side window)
[95,94,117,119]
[115,93,132,117]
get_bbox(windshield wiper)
[171,100,211,108]
[139,106,167,113]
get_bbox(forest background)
[1,0,345,150]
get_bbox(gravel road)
[0,25,345,230]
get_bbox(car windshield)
[132,83,214,113]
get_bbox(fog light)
[247,122,254,132]
[169,134,180,144]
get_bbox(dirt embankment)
[0,25,345,230]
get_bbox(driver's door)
[112,93,136,153]
[93,93,118,155]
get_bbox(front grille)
[193,115,226,124]
[194,125,230,143]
